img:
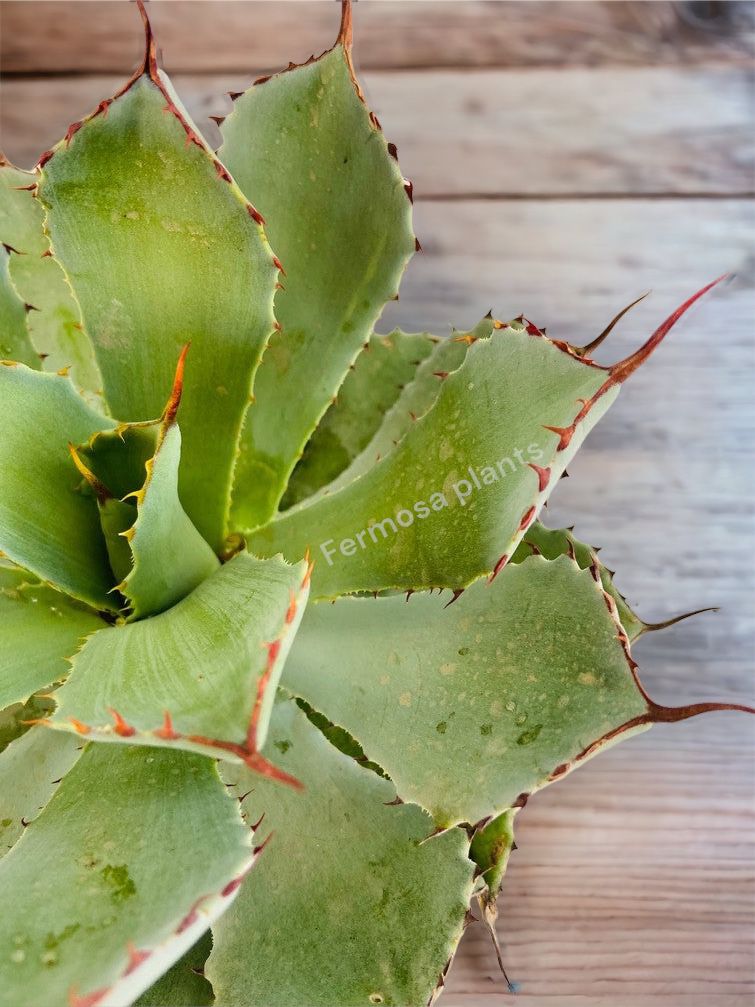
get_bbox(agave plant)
[0,3,751,1005]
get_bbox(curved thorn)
[162,343,190,427]
[608,276,728,385]
[648,700,755,723]
[135,0,158,80]
[338,0,353,48]
[479,904,514,993]
[576,291,650,358]
[68,443,112,502]
[640,605,719,636]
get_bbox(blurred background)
[1,1,754,1003]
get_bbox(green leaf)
[282,553,744,828]
[282,329,436,508]
[0,743,253,1007]
[0,726,82,859]
[0,579,105,710]
[0,364,117,609]
[222,12,415,530]
[517,522,715,642]
[253,283,721,599]
[0,248,39,369]
[49,552,310,781]
[121,421,220,618]
[207,698,475,1007]
[37,29,278,552]
[515,522,645,640]
[316,319,485,500]
[0,696,54,755]
[470,808,517,909]
[252,325,619,598]
[74,357,220,619]
[0,158,100,396]
[135,933,213,1007]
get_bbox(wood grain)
[2,0,754,75]
[2,67,753,193]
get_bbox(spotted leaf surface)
[0,744,253,1007]
[207,699,474,1007]
[283,555,659,827]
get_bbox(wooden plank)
[2,0,754,75]
[2,67,752,195]
[381,197,755,997]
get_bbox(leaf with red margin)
[514,521,715,643]
[280,553,753,828]
[207,698,475,1007]
[252,283,726,599]
[223,0,416,530]
[48,552,310,785]
[0,743,254,1007]
[36,2,278,552]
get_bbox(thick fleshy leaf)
[0,726,82,859]
[0,248,39,368]
[0,743,253,1007]
[0,158,100,396]
[253,285,721,598]
[252,325,618,598]
[135,933,213,1007]
[50,552,309,780]
[517,522,713,642]
[283,553,751,827]
[470,808,518,911]
[282,329,436,508]
[316,319,485,500]
[121,422,220,618]
[37,17,278,552]
[223,6,415,529]
[0,364,116,609]
[516,522,645,640]
[73,359,220,619]
[0,578,106,709]
[0,696,53,754]
[207,699,475,1007]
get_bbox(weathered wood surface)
[2,67,754,192]
[1,0,753,1001]
[2,0,754,74]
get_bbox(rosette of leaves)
[0,4,751,1006]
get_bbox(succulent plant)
[0,3,751,1006]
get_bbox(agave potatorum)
[0,3,751,1005]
